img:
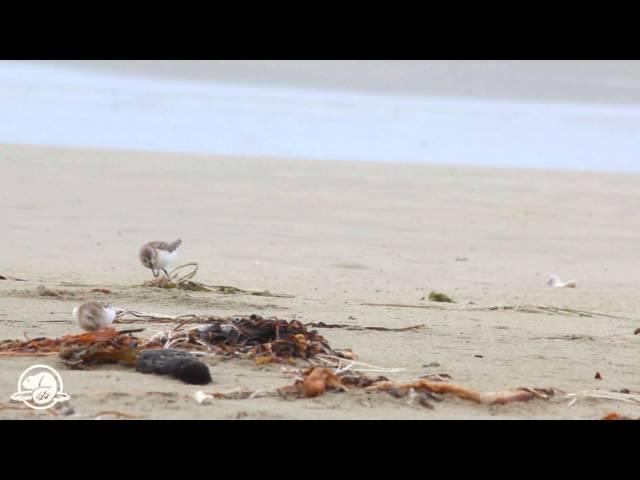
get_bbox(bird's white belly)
[73,305,116,330]
[102,306,116,327]
[154,249,176,269]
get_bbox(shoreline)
[3,62,640,173]
[5,141,640,178]
[38,60,640,106]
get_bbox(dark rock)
[136,349,212,385]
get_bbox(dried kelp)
[0,336,60,356]
[362,301,633,320]
[565,389,640,407]
[277,363,553,406]
[115,311,424,336]
[536,334,595,341]
[339,373,390,388]
[59,330,153,369]
[193,368,386,403]
[303,322,425,332]
[310,354,404,374]
[143,262,293,298]
[210,285,293,298]
[0,328,156,369]
[371,380,555,405]
[466,305,629,318]
[195,388,276,403]
[278,367,348,398]
[361,302,450,310]
[151,314,336,362]
[0,328,214,384]
[200,364,553,408]
[0,314,347,371]
[114,310,186,323]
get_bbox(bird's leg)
[152,268,160,278]
[162,268,171,279]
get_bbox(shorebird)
[72,301,116,331]
[139,239,182,278]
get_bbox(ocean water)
[1,61,639,172]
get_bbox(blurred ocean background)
[1,60,639,172]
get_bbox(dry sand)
[1,143,640,419]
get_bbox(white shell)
[194,390,213,405]
[547,275,577,288]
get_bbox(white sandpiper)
[139,239,182,278]
[72,301,116,331]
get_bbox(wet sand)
[1,144,639,419]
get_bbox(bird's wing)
[146,240,181,252]
[85,302,105,323]
[146,241,171,251]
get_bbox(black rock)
[136,349,212,385]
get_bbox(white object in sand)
[547,275,577,288]
[194,390,213,405]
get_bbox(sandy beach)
[1,143,640,419]
[2,61,640,420]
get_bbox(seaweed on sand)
[114,310,424,335]
[427,291,455,303]
[0,328,156,369]
[303,322,425,332]
[143,262,293,298]
[199,363,555,410]
[362,301,634,320]
[152,314,340,362]
[0,315,346,367]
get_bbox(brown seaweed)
[0,328,155,369]
[304,322,425,332]
[278,367,348,398]
[370,380,555,405]
[163,314,336,360]
[142,262,293,297]
[58,329,150,369]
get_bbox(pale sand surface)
[1,144,640,419]
[41,60,640,104]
